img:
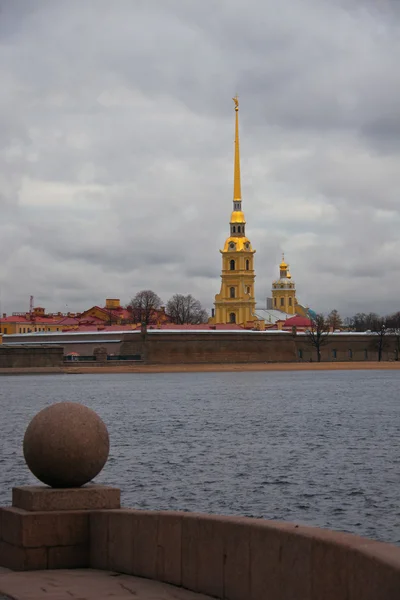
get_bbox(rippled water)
[0,370,399,545]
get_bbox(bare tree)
[370,316,389,362]
[166,294,208,324]
[304,313,330,362]
[127,290,162,326]
[387,312,400,360]
[327,309,343,331]
[347,312,379,332]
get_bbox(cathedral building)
[211,98,309,328]
[212,98,263,327]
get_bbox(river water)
[0,370,399,545]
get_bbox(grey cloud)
[1,0,400,317]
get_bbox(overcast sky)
[1,0,400,317]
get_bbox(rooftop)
[284,315,312,328]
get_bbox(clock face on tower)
[229,242,236,250]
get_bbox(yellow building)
[213,98,262,327]
[0,306,70,335]
[271,255,296,314]
[271,255,307,317]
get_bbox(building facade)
[213,98,262,327]
[271,255,297,314]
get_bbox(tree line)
[304,309,400,363]
[121,290,209,326]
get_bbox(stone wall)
[295,333,394,362]
[121,331,397,364]
[2,494,400,598]
[120,332,297,364]
[0,346,63,368]
[2,331,398,365]
[90,509,400,600]
[4,331,123,357]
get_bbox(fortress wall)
[2,331,397,364]
[121,331,397,364]
[295,334,395,362]
[0,346,63,368]
[59,341,121,355]
[121,332,297,364]
[90,509,400,600]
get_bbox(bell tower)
[214,98,259,326]
[271,254,297,314]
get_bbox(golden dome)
[222,236,253,252]
[230,210,246,224]
[279,253,288,270]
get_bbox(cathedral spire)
[232,96,241,202]
[213,97,260,328]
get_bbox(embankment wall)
[295,333,393,362]
[121,332,297,364]
[0,346,63,368]
[2,331,397,364]
[2,503,400,599]
[121,331,394,364]
[91,509,400,600]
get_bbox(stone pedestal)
[0,485,120,571]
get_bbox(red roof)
[284,316,311,328]
[0,315,29,323]
[59,323,243,333]
[30,317,59,324]
[148,323,243,330]
[57,317,80,326]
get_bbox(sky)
[1,0,400,317]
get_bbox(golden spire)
[232,95,241,202]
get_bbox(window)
[298,349,303,359]
[332,349,337,359]
[364,349,368,359]
[23,327,26,333]
[348,349,353,359]
[230,259,235,271]
[280,298,284,307]
[230,287,235,298]
[229,312,236,323]
[246,259,249,270]
[274,298,277,307]
[232,226,236,233]
[246,286,250,294]
[19,328,22,333]
[35,327,37,332]
[289,297,292,306]
[4,328,7,334]
[237,226,241,233]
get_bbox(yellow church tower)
[271,254,297,315]
[214,97,260,326]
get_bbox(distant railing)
[64,355,94,362]
[107,354,142,361]
[63,354,142,362]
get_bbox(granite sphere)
[23,402,110,488]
